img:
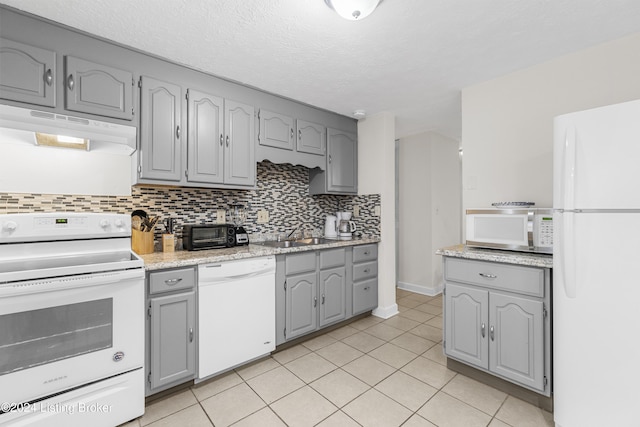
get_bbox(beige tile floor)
[122,289,553,427]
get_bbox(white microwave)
[465,208,553,254]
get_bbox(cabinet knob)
[313,296,317,307]
[226,135,230,147]
[176,125,181,139]
[189,328,194,342]
[45,69,53,86]
[490,325,495,341]
[481,322,486,338]
[219,133,224,146]
[363,251,370,255]
[67,74,75,91]
[321,294,325,305]
[165,278,183,286]
[291,128,294,140]
[298,129,302,140]
[364,286,370,291]
[328,155,332,164]
[363,268,370,273]
[479,273,497,279]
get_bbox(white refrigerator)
[553,98,640,427]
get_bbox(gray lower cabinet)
[0,37,56,107]
[352,244,378,315]
[309,128,357,194]
[146,267,196,396]
[280,249,346,342]
[443,257,550,395]
[276,244,377,345]
[64,55,133,120]
[139,75,183,182]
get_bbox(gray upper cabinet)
[309,128,358,195]
[64,56,133,120]
[224,100,255,186]
[186,89,224,184]
[0,38,56,107]
[259,110,294,150]
[139,76,182,182]
[296,119,325,156]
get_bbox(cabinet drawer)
[353,244,377,263]
[149,267,196,295]
[320,248,345,269]
[444,258,544,297]
[353,261,377,281]
[353,278,377,315]
[285,252,316,275]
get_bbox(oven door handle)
[0,269,144,297]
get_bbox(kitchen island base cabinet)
[146,267,196,396]
[443,257,550,396]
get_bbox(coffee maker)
[337,212,356,240]
[227,204,249,245]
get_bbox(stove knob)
[114,219,125,228]
[3,221,17,232]
[99,219,111,229]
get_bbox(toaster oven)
[183,224,235,250]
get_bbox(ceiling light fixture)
[324,0,382,20]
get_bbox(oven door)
[0,268,144,405]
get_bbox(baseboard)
[397,281,443,296]
[372,303,399,319]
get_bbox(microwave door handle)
[527,210,535,250]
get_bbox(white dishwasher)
[196,256,276,381]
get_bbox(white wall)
[462,32,640,215]
[398,131,461,295]
[358,112,398,319]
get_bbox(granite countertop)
[436,244,553,269]
[138,237,380,271]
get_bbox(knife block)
[132,228,154,254]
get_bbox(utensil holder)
[162,234,175,253]
[132,228,154,254]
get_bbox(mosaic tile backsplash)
[0,161,380,243]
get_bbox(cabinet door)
[259,110,294,150]
[285,271,317,340]
[224,99,255,186]
[489,291,545,391]
[353,278,377,315]
[319,266,346,327]
[140,76,182,181]
[296,120,325,156]
[444,283,488,369]
[0,38,56,107]
[150,291,195,390]
[64,56,133,120]
[186,89,224,184]
[327,128,357,193]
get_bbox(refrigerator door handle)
[562,211,578,298]
[563,125,577,210]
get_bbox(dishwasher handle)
[199,269,274,285]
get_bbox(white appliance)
[466,207,553,253]
[553,99,640,427]
[196,256,276,381]
[324,215,338,239]
[0,213,145,427]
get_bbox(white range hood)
[0,104,136,155]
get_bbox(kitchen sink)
[256,237,334,248]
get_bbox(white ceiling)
[2,0,640,140]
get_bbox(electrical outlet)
[257,210,269,223]
[216,209,226,224]
[353,205,360,217]
[374,206,381,216]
